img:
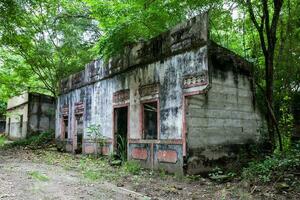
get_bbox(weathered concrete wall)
[7,93,29,110]
[56,13,209,173]
[6,92,55,139]
[185,67,264,174]
[6,104,28,139]
[56,13,265,174]
[28,93,56,134]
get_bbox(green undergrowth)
[0,135,6,147]
[34,150,145,182]
[5,131,54,149]
[242,141,300,183]
[27,171,49,181]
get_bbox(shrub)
[123,160,141,175]
[0,135,7,147]
[242,141,300,183]
[8,131,54,149]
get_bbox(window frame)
[140,99,160,140]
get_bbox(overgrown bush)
[123,160,141,175]
[7,131,55,149]
[277,95,294,152]
[242,141,300,183]
[0,135,6,147]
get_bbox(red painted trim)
[72,114,76,153]
[112,103,129,153]
[140,98,160,140]
[60,117,65,140]
[182,90,208,156]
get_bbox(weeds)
[242,141,300,183]
[5,131,54,149]
[123,160,141,175]
[28,171,49,181]
[0,135,6,147]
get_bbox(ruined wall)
[6,93,29,139]
[185,51,264,174]
[56,13,209,173]
[6,104,28,139]
[56,13,265,174]
[28,93,55,134]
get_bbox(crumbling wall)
[56,13,209,173]
[56,12,265,174]
[186,68,264,174]
[28,93,55,135]
[6,104,28,139]
[6,93,29,139]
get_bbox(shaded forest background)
[0,0,299,151]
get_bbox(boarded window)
[143,101,158,139]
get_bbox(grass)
[28,171,49,181]
[0,135,6,147]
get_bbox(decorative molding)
[61,106,69,116]
[113,89,130,104]
[74,102,84,115]
[183,72,208,88]
[139,83,159,97]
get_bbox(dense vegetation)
[0,0,299,182]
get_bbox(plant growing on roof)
[87,124,107,156]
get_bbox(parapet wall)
[60,13,208,94]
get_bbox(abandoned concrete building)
[6,92,55,139]
[56,13,265,174]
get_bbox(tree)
[243,0,284,150]
[0,0,100,96]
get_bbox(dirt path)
[0,151,145,200]
[1,148,299,200]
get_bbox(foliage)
[116,134,127,163]
[4,131,54,149]
[208,166,236,182]
[0,135,6,147]
[86,124,107,154]
[277,95,294,152]
[123,160,141,175]
[27,171,49,181]
[0,0,100,96]
[84,0,220,59]
[242,141,300,183]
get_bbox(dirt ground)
[0,150,145,200]
[0,148,299,200]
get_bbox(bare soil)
[0,148,299,200]
[0,149,145,200]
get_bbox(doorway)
[114,106,128,161]
[75,115,84,154]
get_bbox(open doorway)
[75,115,83,154]
[114,106,128,161]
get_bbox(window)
[142,101,158,139]
[63,117,68,139]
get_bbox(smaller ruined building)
[6,92,55,139]
[56,13,265,174]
